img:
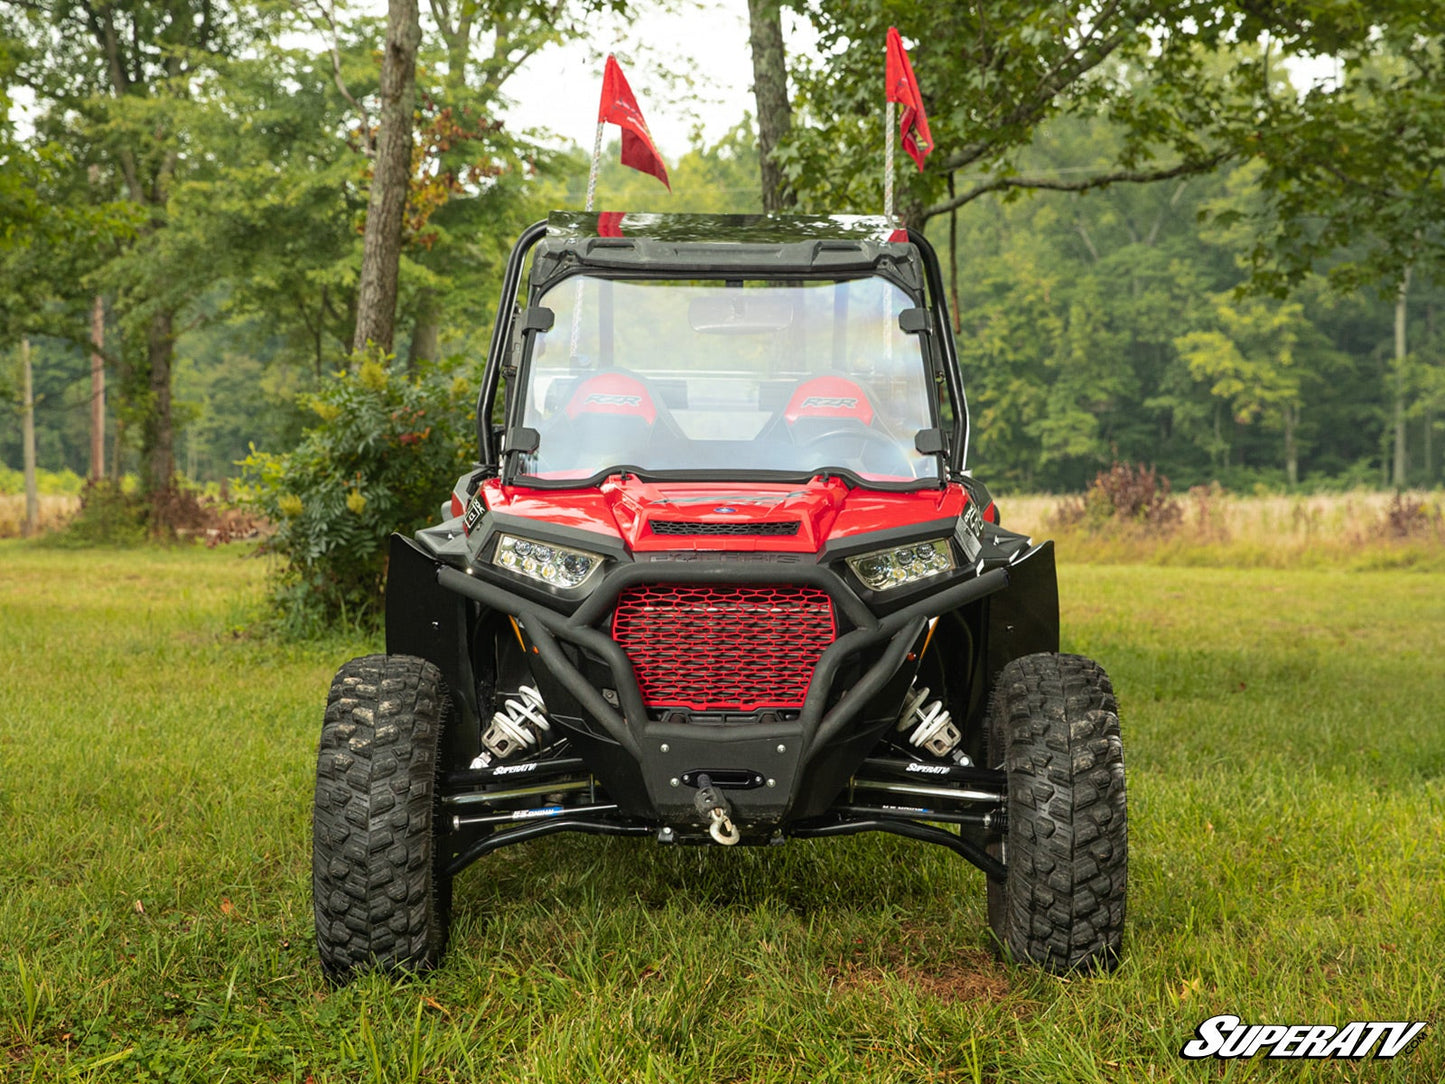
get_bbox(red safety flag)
[886,27,933,171]
[597,55,670,190]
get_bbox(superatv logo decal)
[584,393,643,407]
[905,762,950,775]
[491,762,537,776]
[799,395,859,410]
[463,496,486,533]
[1180,1016,1427,1060]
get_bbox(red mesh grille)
[611,584,836,711]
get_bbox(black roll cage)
[473,218,971,477]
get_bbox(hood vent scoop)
[650,520,800,537]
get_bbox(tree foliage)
[785,2,1252,226]
[5,0,283,495]
[942,108,1439,492]
[239,355,475,630]
[783,0,1445,300]
[1225,6,1445,295]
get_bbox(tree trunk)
[747,0,795,212]
[407,288,441,370]
[948,173,960,333]
[1426,301,1436,485]
[90,294,106,481]
[21,338,39,538]
[143,309,176,493]
[353,0,422,354]
[111,415,125,482]
[1284,403,1298,487]
[1393,268,1410,487]
[1213,400,1224,471]
[1427,403,1436,486]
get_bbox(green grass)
[1,543,1442,1082]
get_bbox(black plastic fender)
[985,540,1060,683]
[386,534,482,765]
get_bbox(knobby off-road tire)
[313,654,453,981]
[985,652,1126,973]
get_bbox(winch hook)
[693,773,741,846]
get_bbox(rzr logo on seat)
[584,393,643,407]
[800,396,858,410]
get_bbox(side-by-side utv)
[312,212,1127,980]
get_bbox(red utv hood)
[479,475,969,552]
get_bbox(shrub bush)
[1383,492,1443,541]
[59,480,150,545]
[50,479,248,546]
[238,355,476,634]
[1052,462,1183,534]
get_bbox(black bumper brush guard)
[433,551,1011,869]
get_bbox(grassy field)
[997,489,1445,571]
[0,495,81,539]
[1,542,1442,1082]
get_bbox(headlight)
[846,538,955,591]
[492,534,604,589]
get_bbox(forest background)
[3,0,1444,516]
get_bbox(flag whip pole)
[575,121,605,359]
[884,99,896,221]
[585,120,605,211]
[576,81,607,358]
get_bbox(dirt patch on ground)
[827,935,1012,1005]
[828,957,1011,1004]
[899,959,1011,1003]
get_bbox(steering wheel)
[798,425,914,477]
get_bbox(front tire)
[985,653,1126,972]
[313,654,453,981]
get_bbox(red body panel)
[479,476,968,551]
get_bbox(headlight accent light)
[492,534,603,589]
[846,538,955,591]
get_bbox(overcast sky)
[495,3,817,159]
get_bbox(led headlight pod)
[492,534,603,589]
[846,538,955,591]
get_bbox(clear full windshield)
[516,275,940,485]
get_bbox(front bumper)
[417,541,1008,832]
